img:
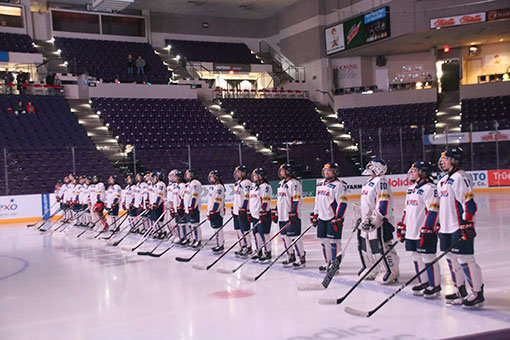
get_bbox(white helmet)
[362,157,387,176]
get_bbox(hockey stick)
[136,214,183,256]
[297,222,359,291]
[241,225,313,281]
[92,211,130,239]
[110,210,149,246]
[318,240,399,305]
[217,220,290,274]
[100,212,135,240]
[120,210,167,252]
[56,206,92,234]
[345,239,463,317]
[76,207,108,238]
[191,224,258,270]
[176,216,234,262]
[35,206,64,230]
[39,207,72,232]
[27,201,59,228]
[145,216,206,257]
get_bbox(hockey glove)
[238,208,248,221]
[259,210,269,223]
[419,226,436,247]
[396,222,406,242]
[289,212,300,226]
[331,217,343,232]
[310,213,318,227]
[460,223,476,240]
[247,212,253,223]
[271,208,278,223]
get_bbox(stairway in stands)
[202,100,274,158]
[436,90,461,134]
[67,99,128,170]
[153,46,191,81]
[33,39,69,76]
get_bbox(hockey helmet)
[362,158,387,177]
[279,163,296,179]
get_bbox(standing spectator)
[14,100,25,115]
[46,72,55,86]
[26,101,36,114]
[4,70,14,94]
[127,54,135,74]
[16,72,24,94]
[135,56,145,75]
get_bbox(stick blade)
[137,251,150,256]
[344,306,370,317]
[175,257,192,262]
[297,283,326,291]
[216,268,234,274]
[192,264,206,270]
[120,245,134,251]
[241,274,256,282]
[318,298,339,305]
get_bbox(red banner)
[488,170,510,187]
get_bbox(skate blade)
[192,264,206,270]
[216,268,234,274]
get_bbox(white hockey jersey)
[360,176,393,223]
[233,179,251,214]
[145,182,153,206]
[92,182,105,204]
[134,182,147,208]
[166,183,175,210]
[207,183,225,217]
[151,181,166,206]
[74,184,82,203]
[79,184,89,205]
[184,179,202,212]
[106,184,122,209]
[88,184,96,205]
[314,179,348,221]
[176,183,186,211]
[249,182,272,219]
[64,183,75,203]
[437,170,477,234]
[277,178,302,221]
[401,181,439,240]
[55,185,64,202]
[123,184,134,208]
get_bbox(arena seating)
[55,37,170,83]
[92,98,239,148]
[0,94,120,195]
[460,95,510,132]
[0,32,37,53]
[220,99,330,144]
[166,39,261,64]
[338,102,437,174]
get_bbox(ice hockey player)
[232,165,252,257]
[310,162,348,272]
[83,176,93,226]
[123,175,136,231]
[397,161,440,297]
[207,170,226,253]
[358,157,399,284]
[437,147,484,308]
[62,175,72,222]
[106,175,122,232]
[54,181,63,211]
[166,170,178,226]
[174,170,188,244]
[72,175,82,225]
[184,169,202,248]
[274,163,306,268]
[143,172,154,233]
[150,172,167,238]
[91,175,108,232]
[248,168,273,262]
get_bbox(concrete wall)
[335,88,437,109]
[460,82,510,100]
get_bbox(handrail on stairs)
[316,90,335,109]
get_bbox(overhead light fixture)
[443,45,450,53]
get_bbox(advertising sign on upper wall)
[429,12,486,29]
[364,7,390,43]
[487,8,510,21]
[325,23,345,55]
[343,15,365,50]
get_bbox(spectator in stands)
[46,72,55,87]
[26,101,36,114]
[127,54,135,74]
[4,71,14,94]
[135,56,145,75]
[14,100,26,115]
[54,75,62,89]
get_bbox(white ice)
[0,192,509,340]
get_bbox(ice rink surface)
[1,192,509,340]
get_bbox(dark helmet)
[252,167,267,181]
[92,175,102,183]
[208,170,222,184]
[125,174,134,184]
[108,175,118,184]
[154,171,165,182]
[135,172,145,182]
[409,160,433,183]
[185,169,198,182]
[279,163,295,179]
[322,162,340,179]
[174,170,185,182]
[233,165,248,180]
[443,146,464,162]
